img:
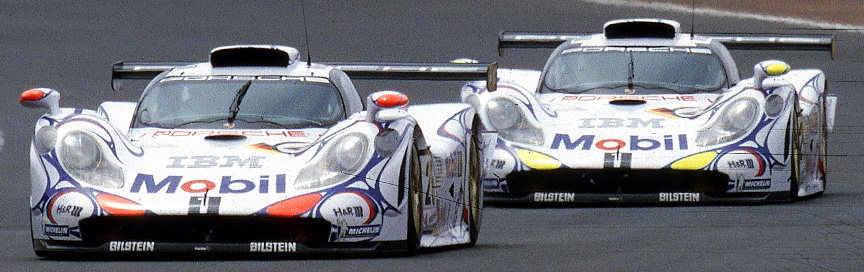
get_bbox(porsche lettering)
[151,130,306,137]
[551,134,688,151]
[131,173,290,194]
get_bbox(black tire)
[405,142,422,255]
[789,103,801,202]
[467,123,482,246]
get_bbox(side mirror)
[752,60,790,90]
[20,88,61,115]
[365,90,409,122]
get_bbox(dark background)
[1,1,862,270]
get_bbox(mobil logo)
[550,134,689,151]
[131,173,292,194]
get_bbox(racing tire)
[467,121,483,246]
[788,104,801,202]
[404,142,423,255]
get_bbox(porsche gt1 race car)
[21,45,498,256]
[462,19,837,203]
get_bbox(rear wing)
[111,61,497,91]
[497,31,836,59]
[324,62,497,91]
[111,62,194,91]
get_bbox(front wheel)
[405,142,422,255]
[467,127,482,245]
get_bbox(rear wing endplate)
[498,31,835,59]
[324,62,498,91]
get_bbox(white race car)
[21,45,497,256]
[463,19,836,203]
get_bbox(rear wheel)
[405,142,422,255]
[467,124,482,245]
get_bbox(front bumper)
[34,215,406,255]
[485,168,791,204]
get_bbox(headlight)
[58,131,124,189]
[295,133,370,190]
[486,99,521,130]
[61,131,102,169]
[485,98,544,146]
[695,98,760,147]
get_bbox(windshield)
[541,47,727,94]
[134,77,345,129]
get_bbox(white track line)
[581,0,863,32]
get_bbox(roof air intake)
[604,19,679,39]
[210,45,299,67]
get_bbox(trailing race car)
[21,45,498,256]
[463,19,836,203]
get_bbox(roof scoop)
[609,99,647,106]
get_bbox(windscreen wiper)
[226,80,252,128]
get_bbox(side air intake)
[210,45,299,67]
[604,19,679,39]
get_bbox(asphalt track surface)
[1,1,862,271]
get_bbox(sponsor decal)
[551,134,688,151]
[577,118,664,129]
[131,174,290,194]
[488,159,506,170]
[249,242,297,253]
[109,241,155,252]
[44,224,70,237]
[150,130,305,137]
[167,156,264,169]
[727,159,755,169]
[345,225,382,237]
[56,205,84,217]
[737,179,771,190]
[659,192,700,202]
[333,206,365,218]
[188,196,221,214]
[534,192,576,202]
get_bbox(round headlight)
[61,131,102,170]
[723,99,758,130]
[332,133,368,172]
[486,99,521,130]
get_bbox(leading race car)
[463,19,837,203]
[21,45,498,256]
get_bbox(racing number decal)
[188,196,221,214]
[603,152,632,169]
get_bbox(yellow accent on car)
[765,63,791,76]
[670,151,718,170]
[517,149,561,170]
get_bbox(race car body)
[463,19,836,203]
[21,45,496,256]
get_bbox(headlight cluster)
[58,131,124,189]
[295,133,370,190]
[695,98,760,147]
[485,98,544,146]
